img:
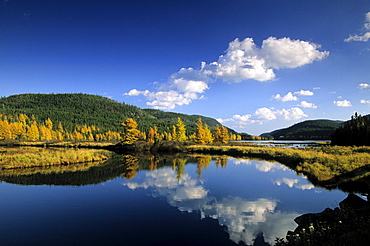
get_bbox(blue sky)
[1,0,370,135]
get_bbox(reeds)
[0,147,111,169]
[186,145,370,181]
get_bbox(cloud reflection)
[123,167,299,245]
[274,178,315,190]
[232,158,288,172]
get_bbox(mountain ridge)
[260,119,344,140]
[0,93,234,135]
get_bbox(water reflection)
[2,151,367,245]
[124,166,300,245]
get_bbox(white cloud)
[344,32,370,42]
[232,114,252,122]
[297,101,317,108]
[359,83,370,90]
[205,37,329,83]
[294,90,314,96]
[124,89,150,96]
[255,107,277,120]
[218,107,308,127]
[261,37,329,69]
[124,67,209,110]
[345,12,370,42]
[124,36,329,109]
[333,100,352,107]
[272,92,298,102]
[255,107,307,121]
[361,99,370,104]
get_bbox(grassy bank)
[0,147,111,169]
[185,144,370,181]
[0,140,116,148]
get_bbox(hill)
[260,119,344,140]
[0,93,231,135]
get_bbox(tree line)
[121,117,241,144]
[0,113,241,143]
[331,112,370,146]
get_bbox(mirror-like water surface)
[0,154,347,246]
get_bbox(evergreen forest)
[331,113,370,146]
[0,93,240,142]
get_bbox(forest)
[0,112,241,143]
[261,119,343,140]
[0,93,243,139]
[331,112,370,146]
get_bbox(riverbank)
[185,144,370,182]
[0,147,111,169]
[2,140,370,188]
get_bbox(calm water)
[0,153,347,246]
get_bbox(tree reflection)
[147,155,158,171]
[172,158,186,181]
[216,157,228,168]
[196,156,212,179]
[121,155,140,180]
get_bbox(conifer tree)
[175,117,187,141]
[194,118,213,144]
[121,118,141,144]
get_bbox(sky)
[1,0,370,135]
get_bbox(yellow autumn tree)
[147,126,158,143]
[214,125,229,143]
[175,117,187,141]
[121,118,141,144]
[0,120,12,140]
[194,118,213,144]
[27,121,40,141]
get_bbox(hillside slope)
[260,119,343,140]
[0,93,228,134]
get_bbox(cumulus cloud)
[255,107,307,121]
[218,106,308,127]
[272,92,298,102]
[260,37,329,69]
[345,12,370,42]
[361,99,370,104]
[359,83,370,90]
[294,90,314,96]
[333,100,352,107]
[204,37,329,83]
[297,101,317,108]
[124,67,209,110]
[124,36,329,110]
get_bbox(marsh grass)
[0,140,116,148]
[186,145,370,181]
[0,147,111,169]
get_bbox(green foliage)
[261,119,343,140]
[331,112,370,146]
[0,93,233,135]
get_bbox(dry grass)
[0,147,111,169]
[186,145,370,181]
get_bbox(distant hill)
[260,119,344,140]
[0,93,232,135]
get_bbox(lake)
[0,152,348,246]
